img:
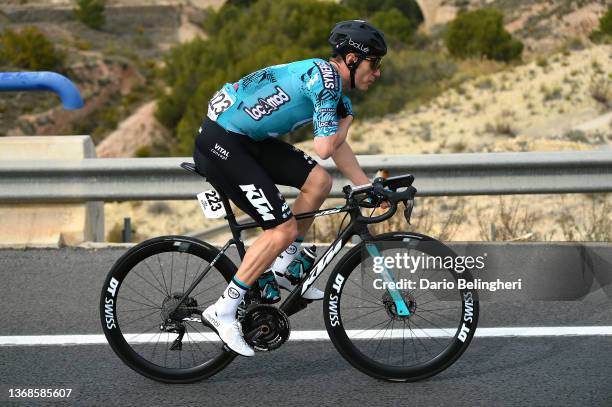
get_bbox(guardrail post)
[122,218,132,243]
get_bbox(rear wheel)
[100,236,237,383]
[324,232,479,381]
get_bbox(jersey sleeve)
[300,60,343,137]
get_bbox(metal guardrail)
[0,151,611,203]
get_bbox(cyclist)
[194,20,387,356]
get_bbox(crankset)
[242,304,290,352]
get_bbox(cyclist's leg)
[254,139,332,236]
[253,139,331,299]
[194,119,299,288]
[292,164,333,235]
[194,120,300,355]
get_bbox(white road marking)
[1,326,612,346]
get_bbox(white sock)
[213,277,250,322]
[271,237,304,274]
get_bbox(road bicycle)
[100,162,479,383]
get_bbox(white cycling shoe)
[274,272,324,300]
[201,304,254,357]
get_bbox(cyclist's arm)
[331,140,370,185]
[313,115,352,160]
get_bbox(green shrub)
[74,0,106,30]
[158,0,449,155]
[445,9,523,62]
[340,0,423,27]
[0,27,65,70]
[159,0,358,155]
[600,7,612,35]
[590,7,612,43]
[370,8,416,43]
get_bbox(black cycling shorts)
[193,117,318,229]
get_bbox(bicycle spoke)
[339,290,383,308]
[186,321,222,354]
[185,323,210,354]
[371,319,393,359]
[170,252,174,295]
[409,318,449,350]
[350,318,392,339]
[150,330,163,364]
[184,330,199,367]
[345,275,386,304]
[121,307,162,313]
[143,259,170,297]
[119,308,161,327]
[342,306,385,325]
[192,279,227,298]
[123,322,164,341]
[418,308,460,322]
[121,282,162,309]
[131,269,168,297]
[416,290,459,307]
[156,255,171,296]
[118,296,162,310]
[386,318,395,365]
[183,254,189,293]
[407,319,435,358]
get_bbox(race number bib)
[197,189,226,219]
[207,88,235,121]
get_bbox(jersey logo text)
[314,61,338,91]
[243,86,291,121]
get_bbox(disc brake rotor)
[382,290,416,321]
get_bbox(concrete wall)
[0,136,104,247]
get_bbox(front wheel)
[324,232,479,382]
[100,235,237,383]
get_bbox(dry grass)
[557,194,612,241]
[304,197,467,243]
[589,77,612,110]
[477,197,541,241]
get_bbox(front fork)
[365,243,410,316]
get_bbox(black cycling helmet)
[328,20,387,89]
[328,20,387,58]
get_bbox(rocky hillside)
[0,1,208,151]
[334,45,612,157]
[1,1,610,242]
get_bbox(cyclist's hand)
[380,200,391,209]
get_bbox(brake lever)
[403,200,414,224]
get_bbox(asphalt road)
[1,246,611,406]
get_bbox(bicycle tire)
[323,232,479,382]
[100,235,237,383]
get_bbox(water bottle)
[284,245,317,284]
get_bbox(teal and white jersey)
[206,58,353,140]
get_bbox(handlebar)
[342,174,417,224]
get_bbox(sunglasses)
[361,56,383,71]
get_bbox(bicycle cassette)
[241,304,290,352]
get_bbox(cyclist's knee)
[305,165,332,196]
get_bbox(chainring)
[241,304,290,352]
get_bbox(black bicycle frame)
[169,176,397,319]
[195,186,376,316]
